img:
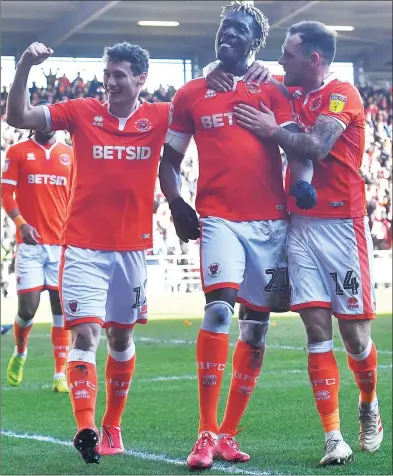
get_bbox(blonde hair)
[220,1,270,54]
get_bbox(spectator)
[41,68,59,92]
[87,75,103,97]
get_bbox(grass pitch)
[1,313,392,475]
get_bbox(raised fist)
[20,42,54,67]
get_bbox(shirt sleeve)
[1,145,20,187]
[44,98,79,132]
[1,145,20,213]
[266,80,296,128]
[167,86,194,135]
[319,82,363,130]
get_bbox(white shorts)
[60,246,148,330]
[15,243,60,294]
[200,217,289,311]
[288,215,376,319]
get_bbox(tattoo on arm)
[273,115,345,162]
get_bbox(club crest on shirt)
[245,82,261,94]
[135,118,152,132]
[207,262,221,278]
[59,154,71,166]
[309,95,322,111]
[329,94,347,113]
[67,300,80,315]
[3,159,10,172]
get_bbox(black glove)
[290,180,318,210]
[169,197,200,243]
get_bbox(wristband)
[13,215,27,228]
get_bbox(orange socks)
[219,339,264,435]
[197,329,229,434]
[51,323,70,374]
[347,339,378,405]
[66,350,98,430]
[308,349,340,433]
[14,315,33,355]
[102,344,136,427]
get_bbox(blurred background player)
[232,21,383,465]
[160,2,315,470]
[1,116,73,393]
[1,324,13,335]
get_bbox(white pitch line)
[0,429,271,475]
[136,337,393,355]
[27,334,393,355]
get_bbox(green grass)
[1,314,392,475]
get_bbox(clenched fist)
[20,42,54,67]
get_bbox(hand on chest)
[196,83,261,131]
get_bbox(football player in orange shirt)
[160,2,317,470]
[227,20,383,466]
[6,41,174,464]
[1,124,73,393]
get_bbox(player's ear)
[310,52,320,67]
[251,39,260,54]
[138,72,147,87]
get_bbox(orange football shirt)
[168,77,295,221]
[1,138,74,244]
[44,98,169,250]
[286,74,366,218]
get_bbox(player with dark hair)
[1,120,73,393]
[227,19,383,465]
[6,40,170,464]
[160,2,314,470]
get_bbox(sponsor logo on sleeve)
[329,94,347,113]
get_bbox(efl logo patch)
[309,95,322,111]
[207,262,221,278]
[135,118,152,132]
[67,300,80,315]
[245,82,261,94]
[329,94,347,113]
[59,154,71,166]
[3,159,10,172]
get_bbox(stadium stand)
[1,72,392,295]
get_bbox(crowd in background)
[1,72,392,279]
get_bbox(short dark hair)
[287,21,337,64]
[103,42,150,75]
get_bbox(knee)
[339,320,371,355]
[342,333,370,355]
[17,302,37,322]
[17,309,36,322]
[72,323,101,352]
[201,301,234,333]
[106,327,133,352]
[239,319,269,347]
